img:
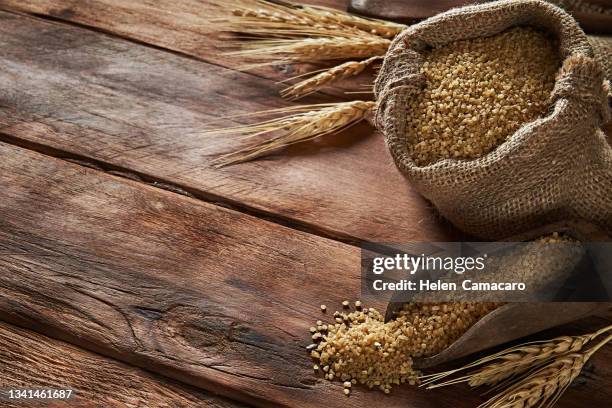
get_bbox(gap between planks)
[0,130,366,247]
[0,6,566,245]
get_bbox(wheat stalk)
[212,0,347,42]
[227,36,391,65]
[208,101,376,167]
[210,101,375,166]
[230,2,315,26]
[281,57,380,99]
[302,5,406,38]
[423,325,612,389]
[213,0,397,68]
[218,10,364,40]
[480,333,612,408]
[213,0,406,39]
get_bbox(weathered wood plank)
[0,142,403,408]
[0,321,246,408]
[4,0,607,131]
[0,0,366,96]
[0,10,458,244]
[0,143,609,407]
[0,143,468,408]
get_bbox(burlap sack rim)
[374,0,611,178]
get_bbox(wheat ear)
[218,8,363,40]
[423,324,612,389]
[209,101,376,167]
[281,57,380,99]
[213,0,405,39]
[302,5,406,38]
[479,333,612,408]
[227,36,391,66]
[213,0,396,68]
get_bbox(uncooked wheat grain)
[309,302,499,394]
[406,27,560,166]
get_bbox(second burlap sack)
[374,0,611,239]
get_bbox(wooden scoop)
[349,0,612,34]
[383,221,611,368]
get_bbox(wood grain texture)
[0,142,609,408]
[0,10,459,244]
[0,141,476,408]
[0,0,368,96]
[0,321,246,408]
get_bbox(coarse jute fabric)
[549,0,612,15]
[374,0,611,239]
[589,35,612,82]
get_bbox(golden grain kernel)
[537,232,574,244]
[309,302,499,395]
[406,27,559,166]
[321,305,327,312]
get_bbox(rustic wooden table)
[0,1,610,407]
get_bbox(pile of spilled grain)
[308,302,499,395]
[407,27,560,166]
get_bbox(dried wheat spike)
[480,333,611,408]
[423,324,612,389]
[222,7,357,39]
[281,57,380,99]
[302,5,406,38]
[228,37,391,65]
[480,353,586,408]
[214,0,406,39]
[468,334,591,388]
[231,7,312,25]
[208,101,376,167]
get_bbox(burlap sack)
[374,0,611,240]
[589,35,612,81]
